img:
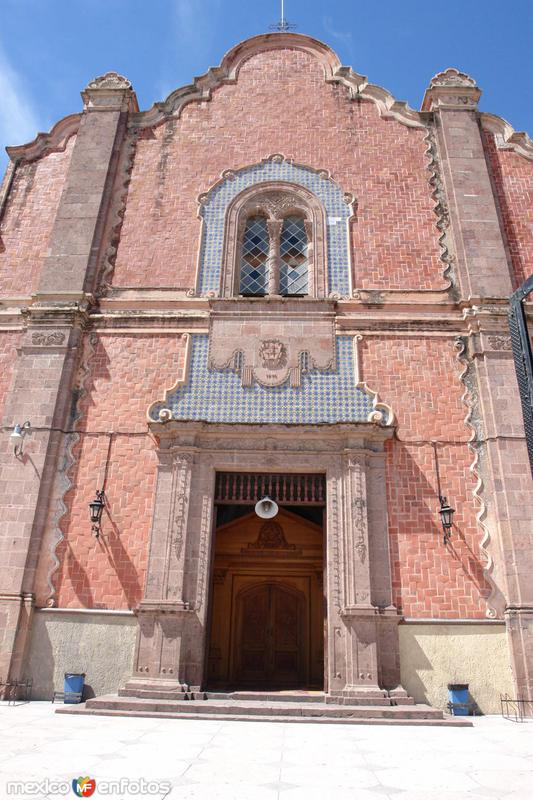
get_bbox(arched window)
[239,216,269,296]
[279,216,309,296]
[220,184,327,299]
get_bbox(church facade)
[0,33,532,713]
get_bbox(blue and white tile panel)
[149,335,374,424]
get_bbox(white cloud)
[323,16,353,46]
[0,44,40,153]
[173,0,221,57]
[175,0,196,42]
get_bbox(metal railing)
[500,693,533,722]
[509,273,533,476]
[0,677,32,705]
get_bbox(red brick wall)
[53,331,491,617]
[483,131,533,289]
[114,49,445,292]
[0,331,22,421]
[52,332,186,609]
[0,139,75,297]
[362,336,490,618]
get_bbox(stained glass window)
[280,216,308,296]
[239,216,269,296]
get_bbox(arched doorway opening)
[206,473,325,690]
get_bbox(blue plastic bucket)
[64,673,85,704]
[448,683,469,715]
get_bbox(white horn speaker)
[254,496,279,519]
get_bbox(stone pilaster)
[0,73,137,688]
[422,69,512,299]
[0,314,85,686]
[424,69,533,704]
[327,443,404,702]
[130,448,195,688]
[128,442,215,691]
[37,73,137,300]
[422,69,533,697]
[465,321,533,700]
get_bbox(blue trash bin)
[64,673,85,704]
[448,683,469,716]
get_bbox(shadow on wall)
[98,505,142,604]
[399,624,514,714]
[24,611,137,700]
[385,440,493,615]
[399,634,433,704]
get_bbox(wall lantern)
[432,442,455,545]
[89,490,105,537]
[10,421,31,456]
[438,496,455,546]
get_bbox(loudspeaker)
[254,496,279,519]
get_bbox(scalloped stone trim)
[480,113,533,162]
[131,32,425,131]
[6,114,80,163]
[454,336,505,619]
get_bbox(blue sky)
[1,0,532,175]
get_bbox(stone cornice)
[150,420,394,450]
[131,32,425,131]
[1,294,526,335]
[480,112,533,162]
[24,300,91,330]
[6,114,81,163]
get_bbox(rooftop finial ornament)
[269,0,296,32]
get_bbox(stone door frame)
[126,421,406,701]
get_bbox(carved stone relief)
[429,68,477,88]
[487,335,512,351]
[208,311,335,388]
[31,331,66,347]
[86,72,133,90]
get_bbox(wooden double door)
[207,509,324,689]
[234,581,305,688]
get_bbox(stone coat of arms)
[208,302,336,388]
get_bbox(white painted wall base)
[25,613,514,713]
[399,622,514,714]
[25,609,137,700]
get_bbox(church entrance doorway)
[206,473,325,691]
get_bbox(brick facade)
[113,49,445,292]
[483,130,533,288]
[0,34,532,704]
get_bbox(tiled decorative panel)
[198,159,351,295]
[149,335,374,424]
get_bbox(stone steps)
[117,689,326,703]
[56,706,471,726]
[55,694,471,727]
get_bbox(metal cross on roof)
[269,0,297,32]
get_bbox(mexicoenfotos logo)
[72,777,96,797]
[6,776,171,796]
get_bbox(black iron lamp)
[438,496,455,546]
[89,490,105,537]
[432,442,456,545]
